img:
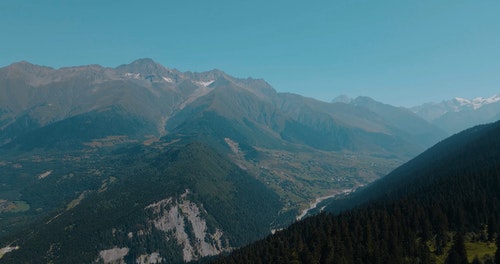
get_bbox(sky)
[1,0,499,107]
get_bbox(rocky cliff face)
[94,189,230,263]
[145,189,230,262]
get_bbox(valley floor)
[296,188,356,221]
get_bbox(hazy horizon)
[2,1,499,107]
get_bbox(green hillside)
[0,142,283,263]
[211,121,500,263]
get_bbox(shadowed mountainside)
[211,120,500,264]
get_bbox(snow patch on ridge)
[194,80,215,87]
[162,76,173,83]
[124,72,141,79]
[454,94,500,110]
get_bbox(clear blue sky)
[1,0,499,106]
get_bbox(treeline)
[211,122,500,264]
[212,166,500,263]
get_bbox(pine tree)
[471,256,482,264]
[488,215,497,241]
[445,233,468,264]
[495,236,500,264]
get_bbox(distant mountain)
[0,60,445,211]
[0,60,177,145]
[331,94,352,104]
[0,60,442,155]
[212,120,500,264]
[412,94,500,134]
[349,96,448,149]
[0,59,452,262]
[280,94,447,155]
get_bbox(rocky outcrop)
[145,189,230,262]
[98,247,129,264]
[136,252,163,264]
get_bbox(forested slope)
[0,143,283,263]
[211,121,500,264]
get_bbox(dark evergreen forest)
[211,121,500,264]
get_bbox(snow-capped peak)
[454,94,500,110]
[194,80,215,87]
[162,76,173,83]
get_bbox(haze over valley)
[1,1,500,263]
[0,60,499,263]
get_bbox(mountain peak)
[331,95,352,104]
[206,68,227,77]
[183,68,229,82]
[353,96,377,104]
[1,61,55,81]
[10,60,35,67]
[116,58,170,76]
[6,61,54,72]
[453,94,500,110]
[129,58,163,68]
[129,58,158,66]
[209,75,233,87]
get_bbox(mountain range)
[1,59,447,154]
[0,59,498,263]
[334,93,500,135]
[411,94,500,134]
